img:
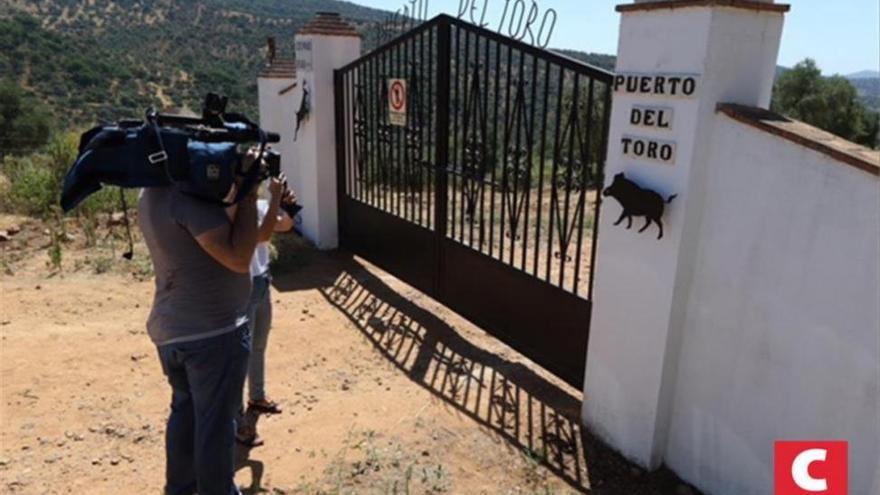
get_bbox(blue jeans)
[157,326,250,495]
[245,273,272,402]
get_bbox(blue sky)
[357,0,880,75]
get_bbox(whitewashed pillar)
[258,42,297,190]
[287,13,361,250]
[583,0,788,468]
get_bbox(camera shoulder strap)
[145,111,175,185]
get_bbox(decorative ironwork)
[353,81,368,178]
[404,61,427,193]
[338,15,612,297]
[550,84,590,264]
[459,62,489,224]
[369,0,431,47]
[335,14,613,388]
[501,77,533,242]
[456,0,558,49]
[376,72,394,188]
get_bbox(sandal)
[248,398,282,415]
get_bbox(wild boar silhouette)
[602,173,677,240]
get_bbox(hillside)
[1,0,878,130]
[0,0,623,131]
[0,0,388,128]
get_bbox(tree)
[0,80,52,157]
[772,59,879,149]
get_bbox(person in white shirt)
[235,175,295,447]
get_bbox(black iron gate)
[334,15,612,388]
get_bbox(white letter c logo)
[792,448,828,492]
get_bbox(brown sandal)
[248,398,282,415]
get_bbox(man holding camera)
[138,148,274,495]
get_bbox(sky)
[358,0,880,75]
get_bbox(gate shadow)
[271,249,693,493]
[316,254,597,492]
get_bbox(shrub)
[0,132,77,216]
[0,131,135,218]
[1,153,59,216]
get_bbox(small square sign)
[388,78,407,127]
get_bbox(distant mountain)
[848,77,880,112]
[846,70,880,79]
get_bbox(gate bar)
[434,17,452,296]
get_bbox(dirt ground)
[0,214,697,494]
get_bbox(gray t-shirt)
[138,187,251,346]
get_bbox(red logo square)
[775,441,848,495]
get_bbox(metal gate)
[334,15,612,388]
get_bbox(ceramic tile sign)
[613,73,700,98]
[614,73,701,166]
[629,105,673,131]
[388,79,407,127]
[621,135,676,165]
[295,40,313,71]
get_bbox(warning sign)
[388,79,407,127]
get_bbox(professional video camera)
[60,93,300,219]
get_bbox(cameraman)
[139,148,272,495]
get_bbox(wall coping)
[617,0,790,14]
[298,12,360,38]
[259,57,296,79]
[717,103,880,177]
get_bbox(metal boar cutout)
[602,173,677,239]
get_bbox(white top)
[250,199,271,278]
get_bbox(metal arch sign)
[457,0,557,49]
[388,79,407,127]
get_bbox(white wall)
[664,115,880,495]
[584,3,880,495]
[583,5,785,468]
[258,77,295,139]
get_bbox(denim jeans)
[245,273,272,403]
[157,325,250,495]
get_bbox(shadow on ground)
[235,447,265,495]
[273,246,698,494]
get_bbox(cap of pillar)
[259,57,296,79]
[619,0,790,13]
[298,12,360,38]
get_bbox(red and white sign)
[775,441,848,495]
[388,78,407,127]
